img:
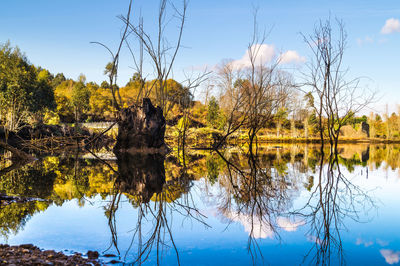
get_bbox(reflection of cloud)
[381,18,400,34]
[276,217,305,231]
[225,211,274,239]
[378,239,390,247]
[224,210,304,239]
[307,235,322,245]
[380,249,400,264]
[356,238,373,247]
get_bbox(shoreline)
[0,244,103,265]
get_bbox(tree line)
[0,41,192,129]
[1,10,398,143]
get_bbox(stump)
[113,98,168,154]
[361,121,370,138]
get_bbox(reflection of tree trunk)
[290,145,295,165]
[304,145,309,168]
[361,146,370,162]
[291,118,296,138]
[304,118,308,139]
[115,152,165,203]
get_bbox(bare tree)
[93,0,192,117]
[216,13,293,152]
[119,0,188,116]
[302,18,375,150]
[91,1,133,112]
[216,60,248,149]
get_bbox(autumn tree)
[88,82,114,121]
[0,42,56,131]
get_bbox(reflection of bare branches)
[215,148,295,264]
[292,147,376,265]
[105,154,208,265]
[104,190,122,256]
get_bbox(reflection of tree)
[0,201,50,239]
[116,153,166,203]
[214,148,299,263]
[293,146,376,265]
[0,159,56,238]
[0,163,56,198]
[106,152,207,265]
[0,155,117,239]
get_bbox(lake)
[1,144,400,265]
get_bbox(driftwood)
[0,122,113,155]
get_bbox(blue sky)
[1,0,399,112]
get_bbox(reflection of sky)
[381,249,400,265]
[222,209,304,239]
[1,163,400,264]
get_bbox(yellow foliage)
[43,110,60,125]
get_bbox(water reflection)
[292,148,375,265]
[0,144,399,264]
[115,153,166,203]
[213,149,299,263]
[107,152,208,265]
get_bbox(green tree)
[31,68,56,123]
[72,77,91,123]
[51,73,66,88]
[207,96,222,129]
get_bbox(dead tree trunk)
[113,98,168,154]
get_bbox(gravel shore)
[0,244,102,265]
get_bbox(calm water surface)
[1,144,400,265]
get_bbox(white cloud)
[229,45,306,69]
[381,18,400,34]
[357,36,374,46]
[380,249,400,264]
[279,50,306,64]
[378,38,389,44]
[229,44,276,70]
